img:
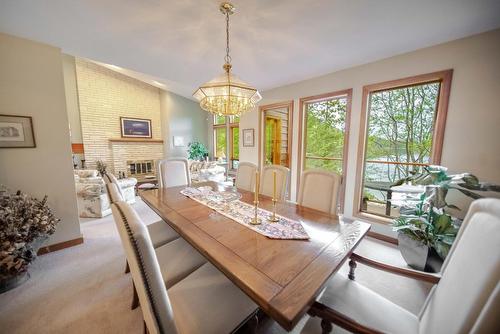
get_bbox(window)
[355,70,452,221]
[299,90,352,210]
[259,101,293,169]
[212,115,240,170]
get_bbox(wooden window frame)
[297,89,353,212]
[353,69,453,224]
[258,101,294,170]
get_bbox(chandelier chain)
[225,11,231,64]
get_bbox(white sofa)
[74,170,137,218]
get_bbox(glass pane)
[214,128,227,159]
[214,115,226,125]
[304,97,347,174]
[232,127,239,160]
[361,82,440,218]
[230,115,240,123]
[263,107,290,167]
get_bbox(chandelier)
[193,2,262,116]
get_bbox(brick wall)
[75,59,163,174]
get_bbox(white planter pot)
[397,233,429,271]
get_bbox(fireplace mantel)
[109,138,163,143]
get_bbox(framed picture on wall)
[120,117,152,138]
[173,136,185,147]
[0,114,36,148]
[242,128,255,147]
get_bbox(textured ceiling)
[1,0,499,99]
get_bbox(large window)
[299,90,352,210]
[356,70,452,220]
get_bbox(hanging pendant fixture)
[193,2,262,116]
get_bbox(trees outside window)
[356,70,452,220]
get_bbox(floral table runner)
[180,187,310,240]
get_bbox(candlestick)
[267,198,280,223]
[254,171,259,203]
[250,200,261,225]
[273,171,277,200]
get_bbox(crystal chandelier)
[193,2,262,116]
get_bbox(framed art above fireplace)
[120,117,152,138]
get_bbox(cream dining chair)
[158,158,190,188]
[111,200,258,334]
[108,183,206,310]
[235,162,257,192]
[297,169,342,216]
[104,173,179,249]
[260,165,289,200]
[303,198,500,334]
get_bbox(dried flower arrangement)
[0,186,59,285]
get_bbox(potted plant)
[0,187,60,293]
[187,141,209,161]
[95,160,107,176]
[392,165,500,271]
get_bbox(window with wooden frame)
[258,101,294,169]
[354,70,453,223]
[212,115,240,170]
[298,89,353,212]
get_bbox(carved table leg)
[321,319,333,334]
[131,281,139,310]
[348,258,357,280]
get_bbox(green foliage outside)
[232,127,239,159]
[215,127,226,159]
[304,97,347,174]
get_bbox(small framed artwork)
[120,117,152,138]
[173,136,185,147]
[242,128,255,147]
[0,114,36,148]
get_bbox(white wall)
[62,54,82,144]
[240,29,500,234]
[160,90,209,158]
[0,33,81,246]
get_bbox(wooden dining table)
[140,183,370,331]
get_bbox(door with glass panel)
[299,90,352,210]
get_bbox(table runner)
[180,187,310,240]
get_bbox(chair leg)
[143,320,148,334]
[131,282,139,310]
[348,258,357,280]
[125,260,130,274]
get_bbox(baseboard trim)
[37,237,84,255]
[367,231,398,245]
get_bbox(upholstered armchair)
[74,170,137,218]
[304,198,500,334]
[189,160,226,184]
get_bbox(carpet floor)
[0,198,431,333]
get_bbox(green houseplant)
[0,187,59,293]
[392,165,500,270]
[187,141,209,161]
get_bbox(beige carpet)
[0,198,431,333]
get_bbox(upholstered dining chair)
[303,198,500,334]
[260,165,289,200]
[111,200,258,334]
[297,169,342,216]
[104,175,179,249]
[158,158,190,188]
[109,186,207,310]
[235,162,257,192]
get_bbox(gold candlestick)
[250,200,260,225]
[267,198,279,223]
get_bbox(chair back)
[158,158,190,188]
[260,165,289,200]
[297,169,341,216]
[235,162,257,192]
[111,201,178,334]
[103,172,124,198]
[419,198,500,334]
[105,183,123,204]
